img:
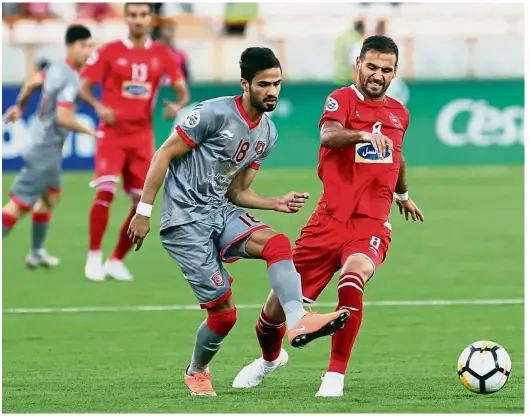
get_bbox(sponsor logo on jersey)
[388,113,403,129]
[121,81,152,99]
[210,271,224,287]
[184,110,201,128]
[325,97,339,112]
[255,141,265,155]
[355,143,393,164]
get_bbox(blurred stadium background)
[2,2,524,413]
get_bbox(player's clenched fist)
[127,213,150,251]
[360,131,393,159]
[275,192,310,213]
[4,105,22,124]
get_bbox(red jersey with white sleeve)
[81,38,183,142]
[316,84,410,223]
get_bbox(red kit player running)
[79,3,190,282]
[233,35,424,397]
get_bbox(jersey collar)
[351,83,386,106]
[235,95,261,130]
[122,36,152,49]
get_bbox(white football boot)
[103,258,134,281]
[232,348,289,388]
[315,372,345,397]
[25,249,60,269]
[85,251,105,282]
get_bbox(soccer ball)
[457,340,511,394]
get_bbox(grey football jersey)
[31,60,81,148]
[160,95,278,230]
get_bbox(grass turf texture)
[2,166,524,413]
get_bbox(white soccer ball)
[457,340,511,394]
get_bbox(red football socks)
[89,190,114,251]
[110,208,136,261]
[328,272,365,374]
[256,309,286,362]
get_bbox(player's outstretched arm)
[4,71,44,123]
[227,168,309,213]
[320,120,393,158]
[394,154,424,222]
[127,131,193,250]
[56,106,98,138]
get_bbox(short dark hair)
[65,25,91,45]
[240,47,281,83]
[124,3,152,14]
[360,35,399,64]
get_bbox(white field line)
[2,298,523,315]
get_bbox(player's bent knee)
[206,307,238,337]
[261,233,293,267]
[94,182,117,205]
[42,192,61,208]
[342,255,375,283]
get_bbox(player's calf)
[185,298,237,396]
[317,254,374,397]
[26,197,60,269]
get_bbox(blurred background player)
[152,18,190,83]
[232,36,424,396]
[127,47,350,396]
[2,25,97,269]
[79,2,190,282]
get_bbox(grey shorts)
[9,146,62,209]
[160,204,270,308]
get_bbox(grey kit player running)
[128,47,350,397]
[2,25,97,268]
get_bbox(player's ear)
[240,78,249,94]
[393,64,398,79]
[355,57,361,71]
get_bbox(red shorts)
[90,132,155,196]
[293,211,392,303]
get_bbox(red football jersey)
[81,38,183,140]
[316,84,410,222]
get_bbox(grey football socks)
[267,260,306,329]
[187,320,225,375]
[31,216,50,253]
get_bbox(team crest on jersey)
[117,58,128,66]
[388,113,403,129]
[355,143,393,164]
[325,97,339,112]
[184,110,201,128]
[255,141,266,155]
[222,163,238,176]
[210,271,225,287]
[87,50,99,65]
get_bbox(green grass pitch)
[2,166,524,413]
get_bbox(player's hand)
[275,192,310,213]
[96,104,116,125]
[163,99,181,120]
[127,213,150,251]
[395,199,424,222]
[360,132,393,159]
[4,105,22,124]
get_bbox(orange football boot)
[287,309,350,348]
[184,367,217,396]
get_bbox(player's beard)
[359,71,389,100]
[249,88,277,113]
